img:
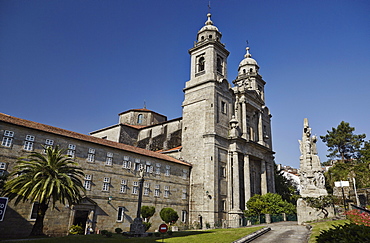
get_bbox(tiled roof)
[156,146,182,153]
[0,113,191,167]
[118,108,167,118]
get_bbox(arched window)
[137,114,143,124]
[217,57,223,73]
[198,57,205,72]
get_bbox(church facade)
[0,13,275,237]
[91,13,276,227]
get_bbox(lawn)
[308,219,350,243]
[5,226,264,243]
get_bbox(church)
[0,13,275,237]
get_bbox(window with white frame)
[155,163,161,175]
[43,139,54,153]
[132,181,138,194]
[0,162,7,170]
[182,189,187,200]
[102,177,110,191]
[67,144,76,158]
[181,210,187,223]
[122,156,131,169]
[182,169,188,179]
[134,159,140,171]
[165,165,170,176]
[87,148,95,162]
[117,206,125,222]
[105,152,113,166]
[143,182,150,196]
[145,162,153,173]
[164,185,170,198]
[4,130,14,137]
[154,184,160,197]
[84,174,92,190]
[30,202,40,220]
[120,179,127,193]
[23,135,35,151]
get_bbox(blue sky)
[1,0,369,168]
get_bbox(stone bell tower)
[182,12,233,227]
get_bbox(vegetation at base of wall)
[68,225,84,235]
[303,195,335,219]
[316,223,370,243]
[345,209,370,227]
[308,219,349,243]
[114,228,123,234]
[159,207,179,224]
[100,230,108,236]
[142,222,152,231]
[244,193,296,217]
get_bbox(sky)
[1,0,370,168]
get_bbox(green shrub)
[105,231,113,237]
[154,232,161,237]
[316,223,370,243]
[100,230,108,236]
[160,207,179,224]
[167,230,173,236]
[69,225,84,235]
[115,227,123,234]
[143,222,152,231]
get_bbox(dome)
[238,47,258,67]
[198,13,219,33]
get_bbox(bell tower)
[182,13,233,227]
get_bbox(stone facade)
[0,113,190,238]
[91,13,276,228]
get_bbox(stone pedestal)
[228,211,243,228]
[297,198,334,224]
[129,218,146,236]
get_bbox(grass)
[5,226,264,243]
[308,219,350,243]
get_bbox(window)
[4,130,14,137]
[217,56,223,74]
[45,139,54,146]
[24,135,34,151]
[123,160,131,169]
[155,163,161,175]
[30,202,40,220]
[198,56,205,72]
[182,169,188,179]
[2,130,14,147]
[120,179,127,193]
[144,182,150,196]
[117,207,125,222]
[132,181,138,194]
[221,101,227,114]
[105,152,113,166]
[165,165,170,176]
[221,200,226,211]
[0,162,7,170]
[67,144,76,158]
[182,189,187,200]
[86,148,95,162]
[221,166,226,178]
[137,114,143,124]
[164,185,170,198]
[154,185,160,197]
[181,210,187,223]
[102,177,110,191]
[84,174,92,190]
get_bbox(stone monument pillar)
[297,118,333,224]
[130,169,146,236]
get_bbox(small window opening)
[137,114,143,124]
[217,57,223,73]
[198,57,205,72]
[209,35,212,39]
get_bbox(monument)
[297,118,333,224]
[129,169,146,236]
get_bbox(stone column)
[258,111,263,144]
[261,160,267,195]
[227,152,233,211]
[244,155,251,202]
[232,152,241,211]
[242,100,248,140]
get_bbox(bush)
[100,230,108,236]
[167,230,173,236]
[154,232,161,237]
[105,231,113,237]
[345,209,370,227]
[160,207,179,224]
[115,227,123,234]
[143,222,152,231]
[69,225,84,235]
[316,223,370,242]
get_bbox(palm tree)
[2,145,85,236]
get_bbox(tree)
[244,193,296,217]
[274,165,299,205]
[159,207,179,224]
[141,205,155,222]
[303,195,334,219]
[1,146,85,236]
[320,121,366,163]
